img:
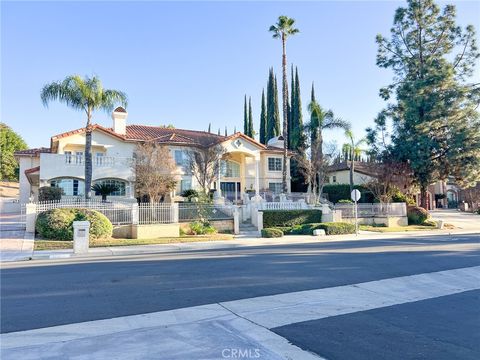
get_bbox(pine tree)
[259,89,267,144]
[243,95,248,135]
[248,97,254,138]
[373,0,480,208]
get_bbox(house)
[325,161,460,210]
[14,107,292,204]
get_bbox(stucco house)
[326,161,460,210]
[15,107,292,204]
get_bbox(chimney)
[112,107,128,135]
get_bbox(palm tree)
[92,183,119,202]
[308,100,350,198]
[41,75,127,200]
[269,16,299,194]
[344,129,367,193]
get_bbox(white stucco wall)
[328,170,374,185]
[18,156,40,204]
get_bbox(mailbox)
[73,221,90,255]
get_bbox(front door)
[221,182,241,202]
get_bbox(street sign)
[351,189,361,202]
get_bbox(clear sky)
[2,0,479,149]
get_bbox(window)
[174,150,190,170]
[180,179,192,193]
[75,152,83,164]
[95,153,104,166]
[221,160,240,177]
[93,179,126,196]
[50,178,85,196]
[268,182,283,194]
[64,151,72,164]
[268,157,282,171]
[332,175,337,183]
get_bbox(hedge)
[322,184,374,203]
[407,206,430,225]
[262,210,322,228]
[36,208,113,240]
[265,222,356,236]
[261,228,284,238]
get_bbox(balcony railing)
[63,154,133,167]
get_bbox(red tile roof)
[14,147,51,156]
[113,106,127,113]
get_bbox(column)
[252,156,263,203]
[215,159,222,198]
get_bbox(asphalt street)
[1,233,479,337]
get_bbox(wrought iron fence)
[334,203,407,218]
[178,203,234,222]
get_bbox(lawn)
[34,234,235,251]
[359,224,437,232]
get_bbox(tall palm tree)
[308,100,350,198]
[269,16,299,194]
[344,129,367,193]
[41,75,127,200]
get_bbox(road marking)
[2,266,479,359]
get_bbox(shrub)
[322,184,374,203]
[181,189,199,202]
[36,208,112,240]
[38,186,63,202]
[262,210,322,228]
[407,206,430,225]
[188,221,216,235]
[286,222,356,235]
[337,199,353,204]
[392,189,416,205]
[261,228,284,238]
[422,219,437,227]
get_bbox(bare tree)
[365,161,415,203]
[132,142,179,203]
[460,183,480,211]
[187,145,226,195]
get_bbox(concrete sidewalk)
[0,213,34,262]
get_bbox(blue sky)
[2,0,479,149]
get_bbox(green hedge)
[407,206,430,225]
[36,208,113,240]
[272,222,356,236]
[322,184,374,203]
[261,228,284,238]
[262,210,322,228]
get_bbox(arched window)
[50,178,85,196]
[221,160,240,177]
[93,179,126,196]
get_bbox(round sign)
[351,189,361,202]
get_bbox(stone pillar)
[25,203,37,233]
[233,207,240,235]
[257,211,263,234]
[73,221,90,255]
[252,156,263,202]
[131,203,139,225]
[171,203,179,223]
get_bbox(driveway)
[430,209,480,231]
[0,212,33,262]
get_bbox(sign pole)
[351,189,361,236]
[354,199,358,236]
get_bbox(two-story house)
[15,107,292,204]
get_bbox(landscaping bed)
[261,222,355,238]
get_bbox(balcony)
[40,154,134,182]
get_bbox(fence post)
[25,203,37,233]
[257,211,263,235]
[132,203,139,225]
[171,203,179,223]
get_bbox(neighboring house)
[325,161,461,210]
[14,107,292,204]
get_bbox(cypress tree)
[289,65,296,149]
[248,97,254,138]
[310,83,319,147]
[208,123,211,133]
[234,126,237,133]
[243,95,248,135]
[225,126,228,136]
[259,89,267,144]
[273,75,281,137]
[218,128,221,135]
[292,66,304,150]
[266,68,275,141]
